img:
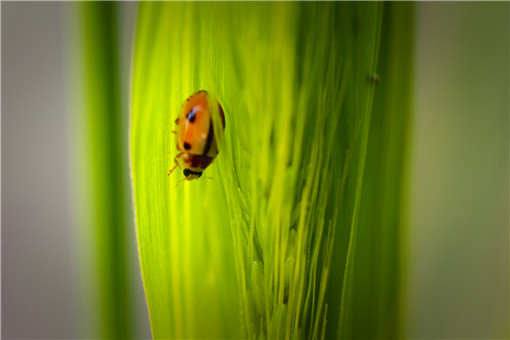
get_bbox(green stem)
[81,2,133,338]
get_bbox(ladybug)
[168,90,225,183]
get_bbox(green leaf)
[131,2,413,339]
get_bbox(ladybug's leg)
[174,177,187,188]
[171,130,177,135]
[168,152,184,175]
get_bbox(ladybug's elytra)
[168,90,225,183]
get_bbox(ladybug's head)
[183,168,203,181]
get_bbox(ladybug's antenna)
[202,176,213,181]
[175,177,187,188]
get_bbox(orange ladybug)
[168,90,225,182]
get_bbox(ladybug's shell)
[176,91,224,158]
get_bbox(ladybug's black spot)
[183,142,191,150]
[186,109,196,123]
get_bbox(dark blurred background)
[1,2,508,339]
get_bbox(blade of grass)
[80,3,133,338]
[130,3,242,338]
[338,3,415,339]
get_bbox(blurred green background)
[1,2,508,339]
[407,3,508,338]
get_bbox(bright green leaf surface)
[131,2,413,339]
